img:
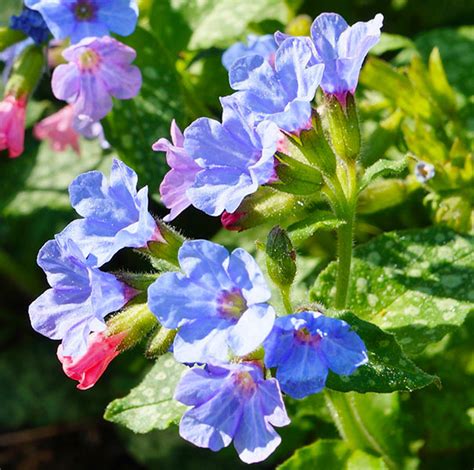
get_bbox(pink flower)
[152,120,200,221]
[34,105,81,154]
[57,331,126,390]
[0,94,27,158]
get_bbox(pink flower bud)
[57,331,126,390]
[0,94,27,158]
[34,105,81,154]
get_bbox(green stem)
[280,285,293,315]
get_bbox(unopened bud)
[265,226,297,290]
[325,93,361,161]
[146,326,177,358]
[146,220,185,266]
[106,302,157,350]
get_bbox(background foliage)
[0,0,472,468]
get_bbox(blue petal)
[227,304,275,356]
[315,316,369,375]
[187,167,257,216]
[173,319,231,363]
[233,392,282,464]
[258,379,290,427]
[179,380,243,452]
[276,342,328,399]
[96,0,138,37]
[310,13,349,60]
[147,272,218,328]
[222,34,276,71]
[26,1,75,40]
[227,248,271,305]
[178,240,232,291]
[174,366,229,406]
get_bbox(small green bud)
[107,302,158,350]
[0,27,26,52]
[299,113,337,177]
[221,186,321,231]
[325,93,361,161]
[265,226,296,290]
[286,15,312,37]
[273,151,322,195]
[6,45,45,98]
[146,220,185,266]
[114,272,159,291]
[146,326,177,358]
[358,178,407,214]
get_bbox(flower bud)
[325,93,361,161]
[146,220,186,266]
[5,44,44,98]
[0,27,26,52]
[57,332,126,390]
[106,302,158,350]
[146,326,177,358]
[298,113,337,177]
[265,226,297,290]
[221,187,320,231]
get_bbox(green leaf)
[359,156,409,192]
[278,439,351,469]
[288,211,344,244]
[312,227,474,355]
[325,312,438,393]
[104,354,187,433]
[278,439,389,470]
[103,26,187,188]
[150,0,292,52]
[0,139,109,216]
[369,33,415,56]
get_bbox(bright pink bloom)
[57,331,126,390]
[0,95,27,158]
[34,105,81,154]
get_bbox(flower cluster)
[29,159,160,359]
[154,12,383,222]
[26,9,381,466]
[1,1,141,158]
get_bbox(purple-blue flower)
[264,311,368,399]
[61,158,160,267]
[184,98,280,216]
[229,37,324,133]
[415,161,435,183]
[277,13,383,101]
[29,236,134,358]
[52,36,142,121]
[148,240,275,363]
[152,120,200,221]
[175,362,290,463]
[222,34,277,71]
[10,8,50,45]
[25,0,138,44]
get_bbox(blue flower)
[175,362,290,463]
[184,98,280,216]
[148,240,275,363]
[277,13,383,101]
[10,8,51,45]
[228,37,324,133]
[61,159,159,267]
[222,34,277,71]
[264,311,368,399]
[25,0,138,44]
[415,161,435,183]
[29,236,134,358]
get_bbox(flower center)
[78,49,101,71]
[295,327,321,346]
[217,288,247,320]
[73,1,96,21]
[233,371,256,395]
